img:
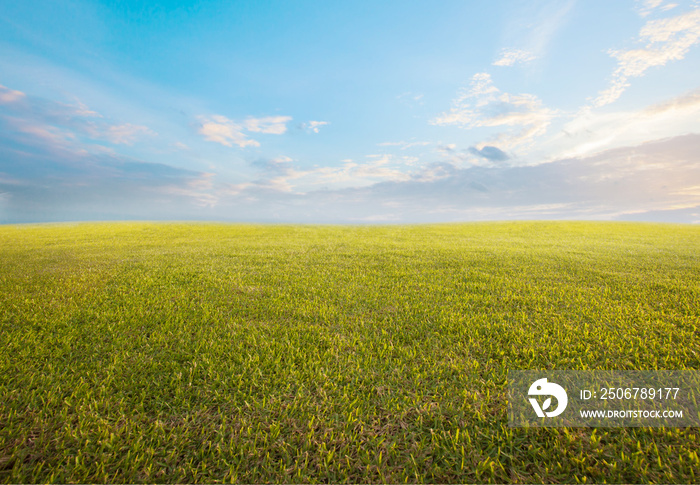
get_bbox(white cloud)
[101,123,156,145]
[431,72,557,150]
[70,99,101,118]
[493,49,536,66]
[0,84,26,104]
[197,115,259,148]
[231,153,420,195]
[294,155,413,189]
[304,120,330,133]
[377,140,430,149]
[14,122,76,147]
[644,87,700,113]
[198,114,292,147]
[209,134,700,224]
[638,0,666,16]
[637,0,679,17]
[269,155,294,165]
[244,115,292,134]
[594,8,700,107]
[546,88,700,161]
[397,92,425,107]
[0,84,156,151]
[352,155,412,181]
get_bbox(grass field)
[0,221,699,483]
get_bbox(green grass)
[0,221,699,483]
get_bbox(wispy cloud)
[0,83,155,146]
[350,155,413,182]
[4,83,699,223]
[202,134,700,224]
[0,114,210,223]
[13,122,76,148]
[244,115,292,134]
[0,84,26,104]
[431,72,557,151]
[302,120,330,133]
[377,140,431,149]
[159,173,219,207]
[498,0,577,64]
[554,87,700,160]
[197,115,259,148]
[227,154,420,195]
[100,123,156,145]
[594,8,700,107]
[397,92,425,107]
[644,86,700,114]
[493,49,536,66]
[198,114,292,147]
[636,0,679,17]
[0,84,219,222]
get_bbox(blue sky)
[1,0,700,223]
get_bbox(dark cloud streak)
[468,145,510,162]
